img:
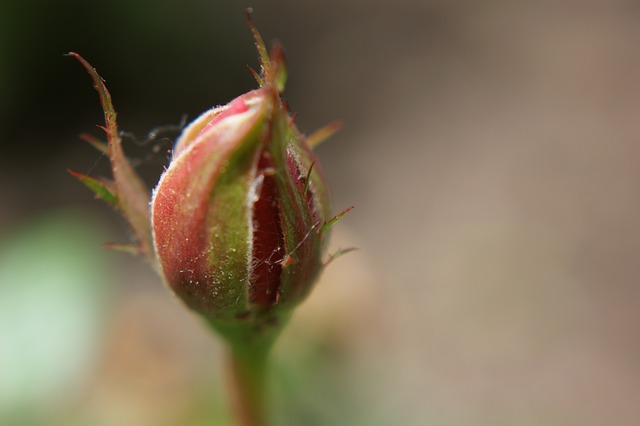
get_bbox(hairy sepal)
[68,53,153,259]
[151,90,270,321]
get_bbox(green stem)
[210,317,288,426]
[228,341,270,426]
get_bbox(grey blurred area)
[1,0,639,425]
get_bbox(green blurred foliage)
[0,211,112,425]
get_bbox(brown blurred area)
[1,1,640,425]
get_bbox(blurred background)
[1,0,640,425]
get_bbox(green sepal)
[151,89,273,321]
[324,247,358,267]
[204,119,267,318]
[68,52,153,260]
[266,98,323,307]
[245,9,287,93]
[68,169,118,207]
[269,43,287,93]
[247,66,264,87]
[245,9,271,84]
[79,132,109,155]
[103,242,141,255]
[320,206,354,236]
[307,120,342,148]
[287,124,332,224]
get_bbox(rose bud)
[69,17,351,344]
[150,31,350,338]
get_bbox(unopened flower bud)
[151,44,336,333]
[70,17,350,341]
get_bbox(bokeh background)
[2,1,640,425]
